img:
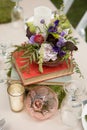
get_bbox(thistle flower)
[40,19,45,24]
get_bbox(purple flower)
[53,46,60,53]
[59,51,66,56]
[59,37,64,43]
[56,37,65,47]
[54,20,59,26]
[60,31,66,37]
[48,26,57,33]
[56,41,62,48]
[29,35,35,44]
[40,19,45,24]
[53,45,66,57]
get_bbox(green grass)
[51,0,63,9]
[0,0,15,23]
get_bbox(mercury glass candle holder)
[7,83,25,112]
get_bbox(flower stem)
[39,63,43,73]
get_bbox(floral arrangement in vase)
[11,12,78,74]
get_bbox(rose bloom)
[32,99,43,112]
[39,43,58,62]
[34,34,44,44]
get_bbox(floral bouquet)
[12,13,78,73]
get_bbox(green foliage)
[50,0,63,9]
[0,0,15,23]
[26,22,36,33]
[49,85,66,108]
[59,15,71,30]
[38,44,44,73]
[72,58,84,78]
[12,43,40,72]
[66,36,79,45]
[51,0,87,41]
[85,115,87,121]
[7,67,12,77]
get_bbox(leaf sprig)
[72,58,84,78]
[13,43,40,72]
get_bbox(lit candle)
[34,6,52,30]
[7,83,25,112]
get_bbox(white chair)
[63,0,74,14]
[76,11,87,41]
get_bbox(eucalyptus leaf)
[29,56,32,64]
[32,53,36,62]
[20,62,29,70]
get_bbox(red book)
[12,51,74,86]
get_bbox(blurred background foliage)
[0,0,14,23]
[51,0,87,41]
[51,0,87,27]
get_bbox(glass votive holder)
[7,83,25,112]
[60,103,82,128]
[11,0,24,28]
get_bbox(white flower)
[39,43,58,62]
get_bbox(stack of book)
[10,51,73,86]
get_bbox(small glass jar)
[7,83,25,112]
